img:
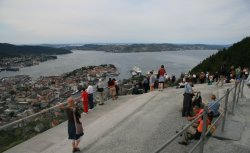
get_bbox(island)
[0,43,72,71]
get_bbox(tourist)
[64,97,84,152]
[114,78,119,98]
[207,94,220,117]
[149,71,156,91]
[216,64,226,87]
[97,78,104,105]
[178,113,213,145]
[143,77,149,93]
[81,87,89,114]
[187,105,204,122]
[158,65,166,91]
[192,74,197,84]
[171,74,176,84]
[235,66,241,80]
[108,78,116,100]
[242,67,249,79]
[213,71,219,82]
[230,65,235,79]
[182,78,195,117]
[199,72,205,84]
[87,83,94,110]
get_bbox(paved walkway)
[5,83,245,153]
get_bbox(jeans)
[88,93,94,109]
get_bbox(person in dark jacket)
[62,97,84,153]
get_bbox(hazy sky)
[0,0,250,44]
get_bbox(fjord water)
[0,50,218,80]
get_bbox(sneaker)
[178,141,188,145]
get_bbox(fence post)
[236,80,242,104]
[241,79,245,98]
[221,88,230,132]
[199,106,208,153]
[232,82,238,114]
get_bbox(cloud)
[0,0,250,44]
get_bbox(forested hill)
[190,37,250,74]
[63,43,226,52]
[0,43,72,58]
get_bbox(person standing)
[81,88,88,114]
[63,97,84,153]
[97,78,104,105]
[182,78,195,117]
[143,77,149,93]
[149,71,156,91]
[235,66,241,80]
[108,78,116,100]
[86,83,94,110]
[114,78,119,99]
[158,65,166,91]
[216,64,226,87]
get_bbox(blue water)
[0,50,218,80]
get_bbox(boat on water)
[131,66,142,76]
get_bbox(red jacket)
[158,68,166,76]
[81,91,88,102]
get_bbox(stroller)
[192,92,203,108]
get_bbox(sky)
[0,0,250,45]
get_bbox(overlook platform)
[4,83,250,153]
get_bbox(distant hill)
[62,43,227,53]
[190,37,250,74]
[0,43,72,58]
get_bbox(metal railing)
[0,85,134,152]
[153,79,245,153]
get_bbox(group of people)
[63,77,119,153]
[81,78,119,114]
[107,78,119,100]
[180,77,221,145]
[182,65,249,87]
[137,65,175,94]
[63,63,248,151]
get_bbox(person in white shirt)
[87,83,94,109]
[97,79,104,105]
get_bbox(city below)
[0,64,119,126]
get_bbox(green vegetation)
[190,37,250,74]
[0,43,72,58]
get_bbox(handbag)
[73,108,84,135]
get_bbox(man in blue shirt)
[182,78,196,117]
